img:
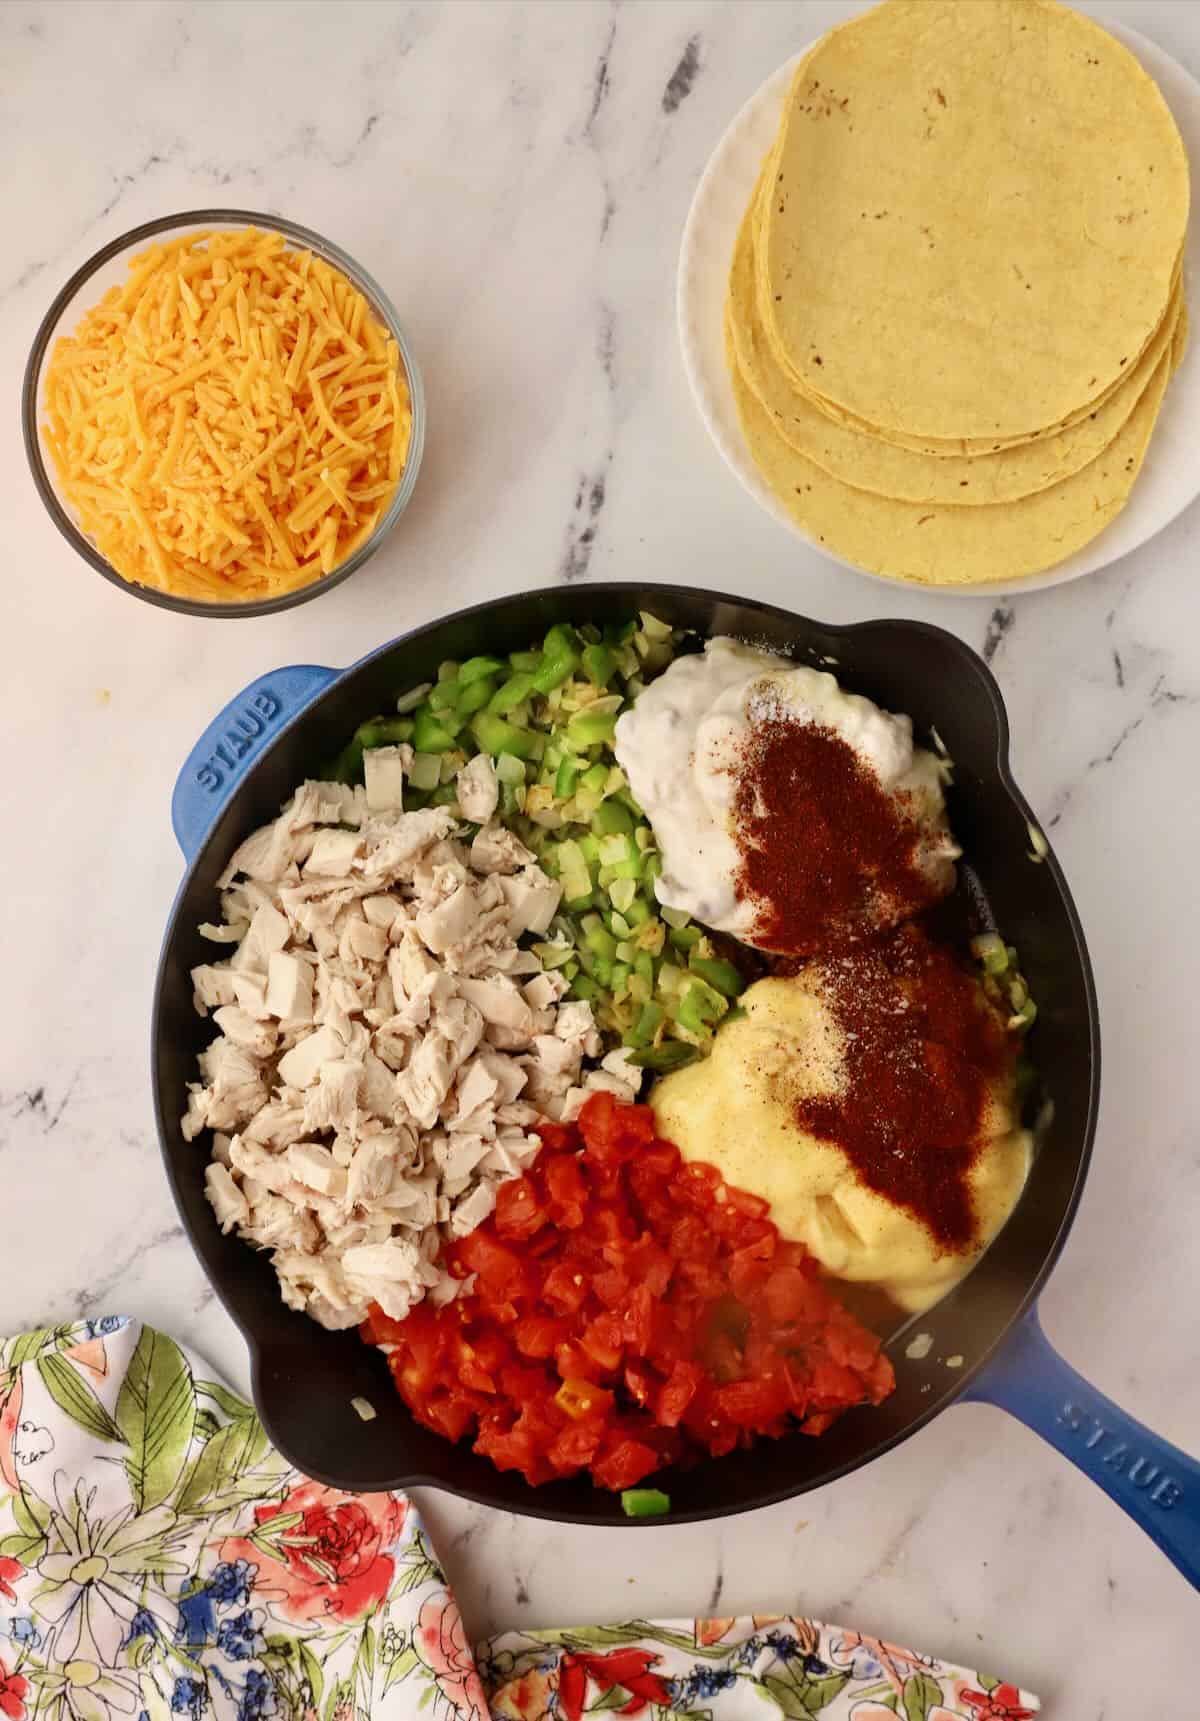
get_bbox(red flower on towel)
[415,1595,490,1721]
[218,1481,405,1624]
[0,1559,22,1605]
[0,1657,28,1721]
[960,1683,1037,1721]
[558,1649,672,1721]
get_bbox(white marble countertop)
[3,0,1198,1711]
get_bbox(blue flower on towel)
[8,1616,40,1649]
[208,1558,257,1607]
[176,1584,219,1648]
[125,1607,160,1644]
[237,1667,277,1720]
[171,1674,209,1718]
[669,1666,740,1707]
[217,1609,266,1662]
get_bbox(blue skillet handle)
[963,1307,1200,1589]
[172,664,338,864]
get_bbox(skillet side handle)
[964,1307,1200,1591]
[172,665,337,863]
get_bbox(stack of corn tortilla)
[726,0,1190,586]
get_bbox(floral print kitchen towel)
[0,1318,1038,1721]
[480,1623,1038,1721]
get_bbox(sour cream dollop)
[614,638,957,950]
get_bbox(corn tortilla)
[759,0,1189,443]
[751,132,1182,460]
[731,190,1182,505]
[728,327,1173,586]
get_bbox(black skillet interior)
[153,583,1098,1523]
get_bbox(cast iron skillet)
[153,583,1200,1581]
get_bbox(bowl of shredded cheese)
[23,209,425,615]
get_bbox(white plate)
[677,21,1200,597]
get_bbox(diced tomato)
[671,1161,722,1211]
[808,1358,873,1405]
[579,1094,657,1168]
[548,1417,605,1475]
[656,1359,703,1427]
[581,1311,623,1372]
[456,1357,497,1395]
[533,1121,577,1154]
[367,1100,896,1492]
[591,1267,630,1310]
[423,1395,479,1442]
[592,1435,661,1491]
[716,1374,791,1427]
[542,1262,589,1316]
[476,1421,552,1486]
[360,1305,408,1347]
[594,1206,635,1250]
[555,1340,602,1384]
[515,1314,569,1359]
[764,1266,823,1324]
[621,1284,654,1355]
[494,1177,549,1241]
[455,1230,528,1301]
[544,1155,588,1227]
[500,1363,551,1403]
[668,1213,709,1261]
[703,1329,746,1385]
[623,1360,656,1408]
[724,1185,771,1221]
[621,1236,673,1298]
[800,1410,837,1437]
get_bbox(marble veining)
[3,4,1199,1716]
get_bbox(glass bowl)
[22,208,426,618]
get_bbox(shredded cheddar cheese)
[42,228,412,603]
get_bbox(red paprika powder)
[731,714,945,955]
[783,923,1015,1251]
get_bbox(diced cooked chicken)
[470,824,535,875]
[554,1000,604,1057]
[395,1032,459,1130]
[212,1005,277,1057]
[265,951,314,1022]
[231,973,273,1019]
[453,1058,498,1121]
[344,919,389,966]
[192,965,238,1013]
[448,1181,497,1238]
[206,1163,248,1232]
[231,902,290,975]
[187,784,612,1330]
[199,921,247,945]
[303,1059,362,1135]
[241,1101,307,1149]
[305,829,364,878]
[347,1136,397,1206]
[276,1024,345,1090]
[457,976,535,1038]
[362,894,408,933]
[287,1141,347,1198]
[388,931,439,1001]
[522,972,568,1011]
[361,1049,400,1118]
[597,1046,645,1094]
[456,754,499,823]
[414,883,483,955]
[364,745,408,813]
[501,868,562,937]
[563,1050,645,1121]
